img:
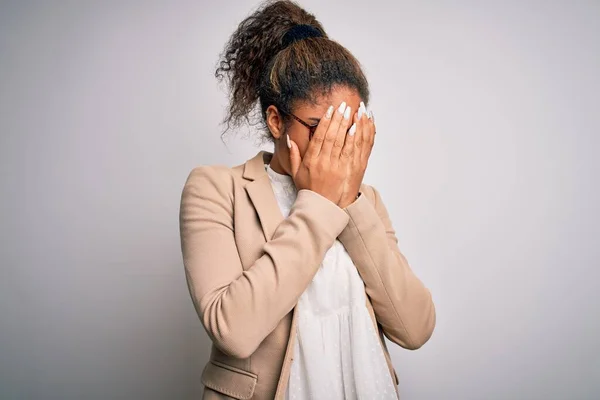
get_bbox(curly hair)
[216,0,369,142]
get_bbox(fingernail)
[325,105,334,119]
[286,134,291,148]
[337,101,347,114]
[348,123,356,136]
[358,101,367,120]
[344,106,351,120]
[368,110,374,120]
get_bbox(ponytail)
[216,0,369,141]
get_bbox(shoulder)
[185,164,232,187]
[184,158,248,188]
[181,164,240,206]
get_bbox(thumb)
[287,134,300,178]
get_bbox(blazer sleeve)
[337,185,436,350]
[179,166,350,359]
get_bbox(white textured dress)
[264,164,398,400]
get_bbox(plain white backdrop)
[1,1,599,399]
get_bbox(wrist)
[338,192,360,209]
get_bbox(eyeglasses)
[279,109,319,141]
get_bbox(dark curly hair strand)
[216,0,369,142]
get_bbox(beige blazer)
[179,150,436,399]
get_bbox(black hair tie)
[281,24,323,48]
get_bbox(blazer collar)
[243,150,284,241]
[242,150,273,181]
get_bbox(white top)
[265,164,397,400]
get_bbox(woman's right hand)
[287,101,356,206]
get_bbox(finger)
[362,109,376,162]
[318,101,347,160]
[287,135,301,178]
[304,105,334,162]
[330,104,353,162]
[356,101,368,147]
[357,101,367,122]
[340,116,357,162]
[357,110,374,166]
[353,105,366,163]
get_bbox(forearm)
[338,189,436,349]
[182,185,349,358]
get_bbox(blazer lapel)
[243,151,300,399]
[243,151,285,242]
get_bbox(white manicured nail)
[286,134,291,148]
[368,110,374,120]
[358,102,366,119]
[348,123,356,136]
[343,106,351,120]
[325,105,334,119]
[337,101,347,114]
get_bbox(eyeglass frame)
[278,108,319,141]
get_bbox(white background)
[1,0,598,399]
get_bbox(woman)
[179,1,436,399]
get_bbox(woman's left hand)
[338,102,375,209]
